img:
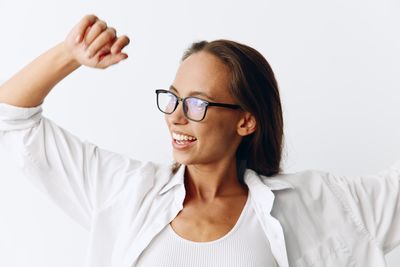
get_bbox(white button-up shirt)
[0,102,399,267]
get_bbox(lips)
[171,131,197,150]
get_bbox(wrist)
[58,41,81,70]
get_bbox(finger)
[97,52,129,68]
[86,28,117,58]
[75,14,98,44]
[84,20,107,47]
[82,26,92,45]
[93,44,112,60]
[110,35,130,54]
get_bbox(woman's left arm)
[326,160,400,254]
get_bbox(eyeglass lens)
[157,92,177,113]
[157,91,207,121]
[185,97,207,121]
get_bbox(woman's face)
[165,51,247,166]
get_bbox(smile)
[172,132,197,141]
[171,132,197,150]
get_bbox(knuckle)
[83,14,96,23]
[118,35,129,45]
[86,49,94,57]
[108,27,117,35]
[98,20,107,29]
[105,29,116,39]
[92,23,103,32]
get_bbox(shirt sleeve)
[0,102,143,231]
[326,160,400,254]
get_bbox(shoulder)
[263,168,346,214]
[267,169,350,232]
[131,160,173,184]
[265,168,333,195]
[108,160,176,206]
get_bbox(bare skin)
[0,14,257,242]
[166,52,256,241]
[0,14,130,107]
[170,188,249,242]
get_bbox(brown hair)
[172,39,285,183]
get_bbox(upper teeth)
[172,132,197,141]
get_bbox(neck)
[184,158,247,202]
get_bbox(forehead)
[172,51,233,101]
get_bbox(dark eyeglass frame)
[155,89,242,122]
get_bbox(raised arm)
[0,15,139,231]
[0,14,130,107]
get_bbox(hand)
[64,14,130,69]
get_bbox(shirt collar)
[159,164,294,195]
[159,163,186,195]
[243,168,293,267]
[257,173,294,191]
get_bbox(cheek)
[196,120,238,149]
[164,114,174,128]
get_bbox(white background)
[0,0,399,266]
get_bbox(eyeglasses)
[155,89,242,122]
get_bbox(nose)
[166,100,188,125]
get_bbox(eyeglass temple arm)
[207,102,241,109]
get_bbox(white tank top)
[136,193,278,267]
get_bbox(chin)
[172,152,197,166]
[172,156,191,166]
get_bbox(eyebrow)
[169,85,216,101]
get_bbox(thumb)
[99,52,128,67]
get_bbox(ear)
[237,112,257,137]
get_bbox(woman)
[0,14,399,267]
